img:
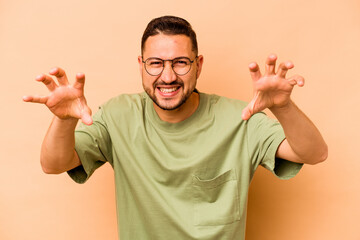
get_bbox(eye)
[147,59,163,67]
[173,58,190,66]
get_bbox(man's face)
[138,34,203,111]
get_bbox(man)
[23,16,327,239]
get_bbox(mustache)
[154,80,184,88]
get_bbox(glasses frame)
[142,56,198,76]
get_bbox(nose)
[160,61,177,83]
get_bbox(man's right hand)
[23,67,92,125]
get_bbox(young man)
[23,16,327,240]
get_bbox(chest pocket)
[192,169,241,226]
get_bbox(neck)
[153,92,200,123]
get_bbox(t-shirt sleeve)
[67,107,113,183]
[246,112,303,180]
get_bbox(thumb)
[242,97,257,120]
[81,107,93,125]
[242,103,253,120]
[242,91,261,120]
[81,112,93,125]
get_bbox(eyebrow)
[143,56,192,60]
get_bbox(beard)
[143,79,195,111]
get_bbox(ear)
[138,56,143,75]
[196,55,204,79]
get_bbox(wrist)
[53,116,79,128]
[269,100,296,117]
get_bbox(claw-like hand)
[23,67,93,125]
[241,54,305,120]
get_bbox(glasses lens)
[144,57,193,76]
[145,58,164,76]
[172,58,191,75]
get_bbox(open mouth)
[157,86,181,97]
[158,87,179,93]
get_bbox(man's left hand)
[242,54,305,120]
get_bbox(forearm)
[41,116,81,174]
[271,100,328,164]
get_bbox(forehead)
[143,34,193,59]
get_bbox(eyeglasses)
[142,56,197,76]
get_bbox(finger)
[265,54,277,76]
[241,92,260,120]
[241,105,253,120]
[73,72,86,90]
[35,74,58,92]
[277,61,294,78]
[80,104,93,125]
[49,67,69,86]
[288,74,305,87]
[248,62,261,81]
[81,111,93,125]
[22,95,48,104]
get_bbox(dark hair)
[141,16,198,55]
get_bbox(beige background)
[1,0,359,239]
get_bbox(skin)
[138,34,204,123]
[22,68,88,173]
[23,38,327,174]
[243,54,328,164]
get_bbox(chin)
[155,99,185,111]
[145,86,194,111]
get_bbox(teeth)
[159,87,177,93]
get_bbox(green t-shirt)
[68,92,302,240]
